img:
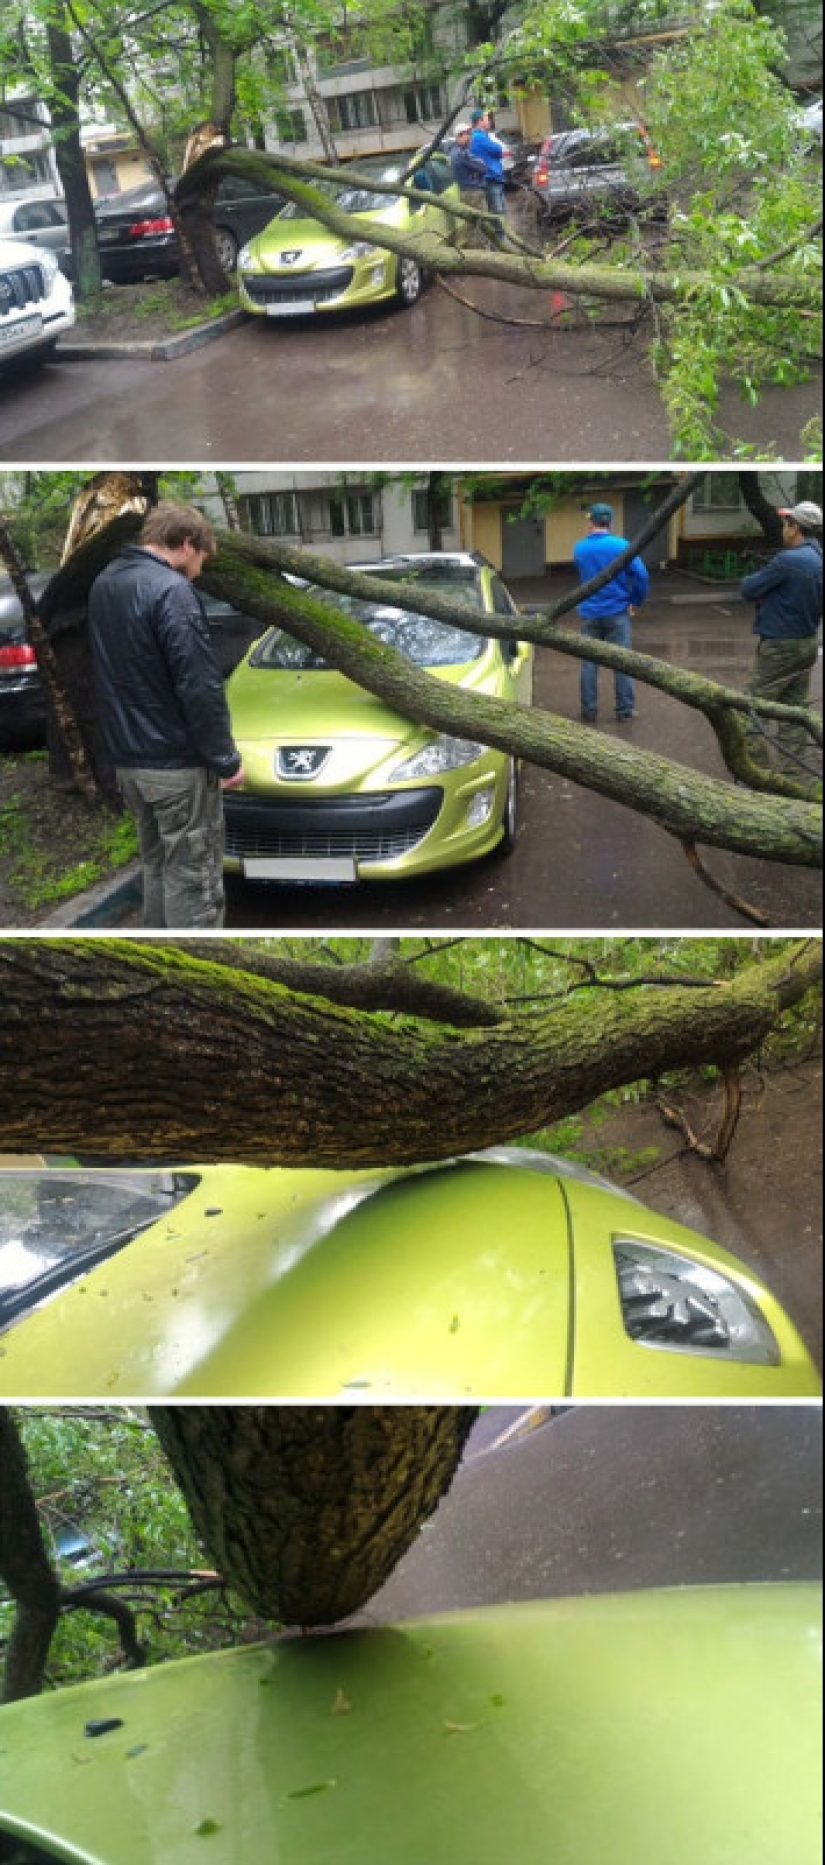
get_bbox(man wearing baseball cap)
[740,501,822,782]
[573,502,649,722]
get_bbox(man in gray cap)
[740,500,822,781]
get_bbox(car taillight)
[0,643,37,669]
[128,216,175,239]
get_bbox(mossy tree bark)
[150,1406,477,1626]
[0,938,818,1164]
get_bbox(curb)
[57,306,248,362]
[41,865,142,929]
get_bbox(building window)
[244,491,300,537]
[693,475,741,513]
[327,91,378,134]
[412,486,453,533]
[403,83,446,124]
[328,491,378,537]
[274,107,308,145]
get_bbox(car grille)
[243,265,354,307]
[0,263,47,313]
[224,789,442,863]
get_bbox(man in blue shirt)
[573,503,649,722]
[740,500,822,781]
[470,108,506,217]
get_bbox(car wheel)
[395,255,423,306]
[498,758,519,855]
[214,226,238,272]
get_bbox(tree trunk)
[46,20,103,302]
[737,473,783,547]
[0,1411,62,1701]
[0,939,818,1164]
[150,1407,477,1625]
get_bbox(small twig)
[681,841,771,926]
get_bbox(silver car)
[0,194,70,264]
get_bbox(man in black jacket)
[89,502,244,927]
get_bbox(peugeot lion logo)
[279,250,303,266]
[276,746,331,779]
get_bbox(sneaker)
[615,712,636,722]
[580,711,597,723]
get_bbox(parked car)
[0,572,53,748]
[0,194,70,268]
[0,236,75,367]
[532,122,664,222]
[0,578,256,749]
[0,1148,818,1398]
[223,551,532,884]
[93,174,286,282]
[0,1580,819,1865]
[237,152,458,318]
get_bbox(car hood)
[0,1586,819,1865]
[227,650,495,744]
[0,236,49,267]
[254,197,403,257]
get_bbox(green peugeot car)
[222,553,533,885]
[0,1587,820,1865]
[0,1150,818,1398]
[236,152,457,318]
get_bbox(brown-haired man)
[89,501,244,927]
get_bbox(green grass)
[0,787,137,910]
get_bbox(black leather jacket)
[88,546,241,775]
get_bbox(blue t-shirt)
[574,531,649,619]
[469,128,505,183]
[740,540,822,638]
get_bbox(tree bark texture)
[0,1411,62,1701]
[0,940,819,1166]
[150,1407,477,1625]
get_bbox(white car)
[0,234,75,367]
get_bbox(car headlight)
[612,1239,780,1364]
[237,244,260,272]
[340,241,382,261]
[391,736,487,780]
[38,248,60,285]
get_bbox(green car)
[237,152,457,317]
[223,553,533,885]
[0,1150,818,1398]
[0,1587,819,1864]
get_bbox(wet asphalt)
[355,1404,822,1623]
[0,271,819,465]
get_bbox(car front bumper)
[238,249,400,316]
[223,761,510,882]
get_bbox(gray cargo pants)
[745,636,819,778]
[117,765,225,928]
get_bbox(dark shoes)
[580,711,597,723]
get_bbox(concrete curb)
[41,864,142,929]
[57,306,248,362]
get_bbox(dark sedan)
[0,577,261,749]
[94,174,285,282]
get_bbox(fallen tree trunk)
[0,939,818,1165]
[150,1406,477,1625]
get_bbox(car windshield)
[0,1170,197,1331]
[251,583,486,671]
[279,167,402,220]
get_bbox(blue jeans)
[580,611,634,717]
[485,179,506,217]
